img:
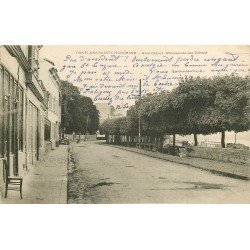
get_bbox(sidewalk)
[0,145,68,204]
[110,144,250,181]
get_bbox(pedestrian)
[72,131,75,141]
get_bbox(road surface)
[67,141,250,203]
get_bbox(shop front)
[0,64,25,192]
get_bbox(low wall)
[186,146,250,165]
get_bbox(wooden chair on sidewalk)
[1,157,23,199]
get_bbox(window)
[19,87,24,151]
[44,118,51,141]
[4,71,10,94]
[4,72,10,157]
[10,77,15,154]
[0,65,25,158]
[40,115,44,146]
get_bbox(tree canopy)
[61,81,99,134]
[99,75,250,148]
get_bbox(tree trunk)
[173,134,176,148]
[160,136,163,153]
[106,133,109,144]
[194,133,198,146]
[173,134,176,155]
[221,131,225,148]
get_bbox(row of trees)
[61,81,99,134]
[100,75,250,148]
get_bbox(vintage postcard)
[0,45,249,204]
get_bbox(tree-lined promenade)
[100,75,250,149]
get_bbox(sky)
[40,45,249,108]
[39,45,250,145]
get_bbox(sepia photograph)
[1,1,250,250]
[0,45,249,204]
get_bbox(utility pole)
[138,79,142,148]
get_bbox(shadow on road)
[171,181,230,190]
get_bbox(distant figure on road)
[72,132,76,141]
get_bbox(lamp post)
[138,79,142,148]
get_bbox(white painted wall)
[39,59,61,148]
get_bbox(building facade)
[39,58,61,150]
[0,45,61,194]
